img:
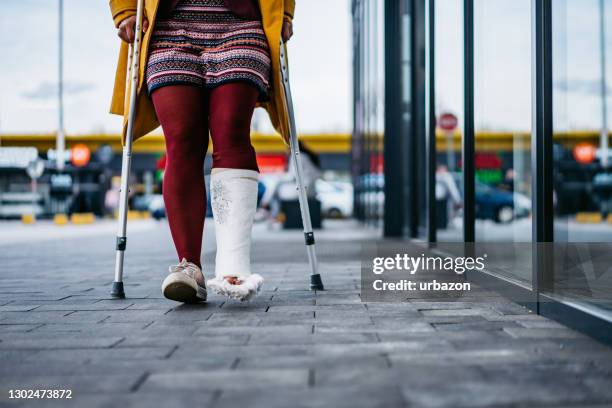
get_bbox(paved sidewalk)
[1,219,612,407]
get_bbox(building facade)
[353,0,612,342]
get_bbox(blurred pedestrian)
[260,140,322,226]
[109,0,296,302]
[104,176,121,216]
[499,168,515,192]
[435,164,462,227]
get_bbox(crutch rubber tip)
[111,281,126,299]
[310,274,324,291]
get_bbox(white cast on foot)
[208,168,263,301]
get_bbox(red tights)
[151,83,260,268]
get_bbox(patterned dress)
[145,0,272,101]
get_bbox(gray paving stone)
[33,303,133,311]
[0,305,41,312]
[72,357,236,375]
[170,344,314,361]
[1,220,611,408]
[0,336,123,350]
[432,320,521,331]
[400,379,596,408]
[193,324,313,336]
[0,311,72,324]
[118,333,249,347]
[314,366,396,386]
[504,327,585,339]
[517,319,568,328]
[317,321,435,334]
[214,386,406,408]
[247,332,378,345]
[419,307,502,318]
[0,374,143,394]
[141,369,309,391]
[237,354,389,370]
[22,347,175,364]
[0,323,42,332]
[389,349,538,366]
[9,392,218,408]
[31,322,149,333]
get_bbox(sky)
[0,0,611,135]
[0,0,352,135]
[437,0,612,132]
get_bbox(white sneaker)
[161,258,207,303]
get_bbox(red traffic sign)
[438,113,458,132]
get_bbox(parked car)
[354,172,531,224]
[148,195,166,220]
[131,194,156,212]
[131,194,166,219]
[315,179,353,218]
[476,182,531,223]
[452,174,531,223]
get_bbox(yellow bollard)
[22,214,36,224]
[54,213,69,226]
[70,213,95,225]
[127,210,142,220]
[576,212,602,224]
[114,210,149,220]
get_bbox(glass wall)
[552,0,612,315]
[473,0,533,285]
[352,0,612,336]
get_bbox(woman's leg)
[208,82,260,172]
[151,85,209,269]
[207,82,263,299]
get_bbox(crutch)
[279,41,324,291]
[111,0,146,299]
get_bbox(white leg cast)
[207,168,263,301]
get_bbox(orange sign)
[573,143,597,165]
[71,144,91,167]
[256,155,287,173]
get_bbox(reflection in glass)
[552,0,612,315]
[473,0,532,285]
[435,0,464,242]
[352,0,385,226]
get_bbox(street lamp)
[600,0,609,169]
[56,0,66,172]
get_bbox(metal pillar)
[463,0,475,243]
[426,0,437,243]
[531,0,554,309]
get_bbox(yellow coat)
[108,0,295,145]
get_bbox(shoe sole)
[162,274,207,303]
